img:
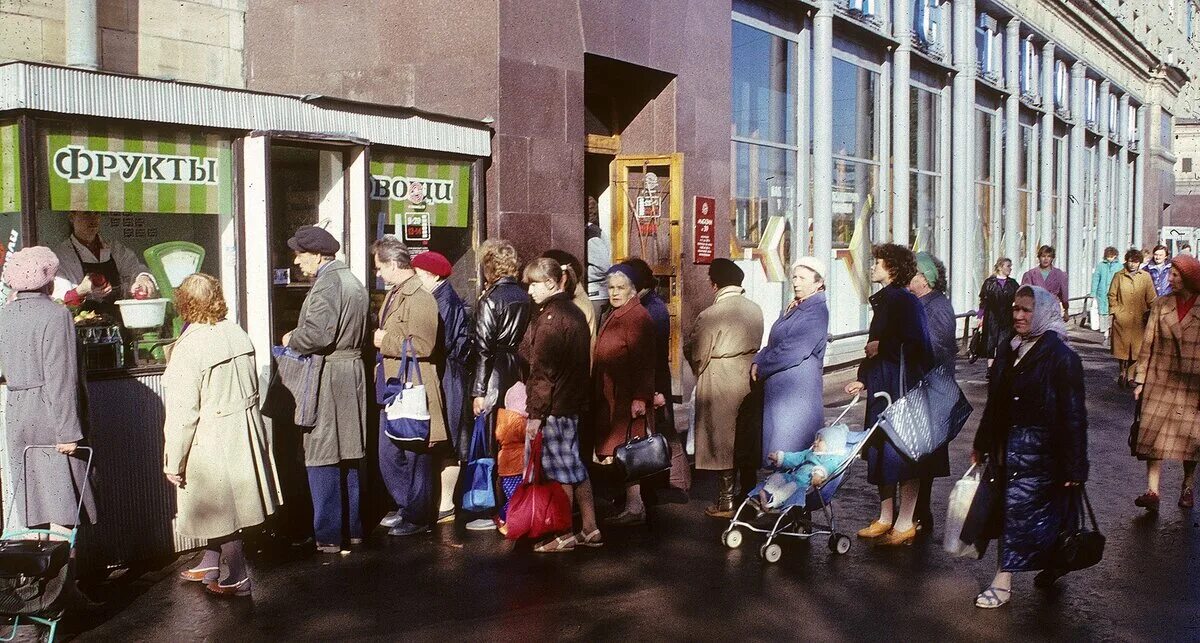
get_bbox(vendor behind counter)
[52,211,158,310]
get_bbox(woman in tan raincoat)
[1108,248,1156,387]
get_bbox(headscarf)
[915,252,938,288]
[1010,285,1066,352]
[1173,254,1200,293]
[2,246,59,293]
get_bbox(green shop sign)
[370,156,470,228]
[46,127,232,215]
[1,123,20,214]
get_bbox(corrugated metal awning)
[0,62,491,157]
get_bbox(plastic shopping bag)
[943,464,982,558]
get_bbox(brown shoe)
[178,567,218,583]
[705,504,734,519]
[874,525,917,546]
[856,520,893,538]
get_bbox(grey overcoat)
[286,260,370,467]
[0,292,96,527]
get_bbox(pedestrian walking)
[282,225,370,553]
[1020,245,1069,320]
[519,257,602,552]
[971,285,1089,608]
[684,258,764,518]
[845,244,936,547]
[164,274,282,598]
[624,258,690,501]
[412,251,473,522]
[1132,254,1200,511]
[1090,247,1122,343]
[469,239,531,530]
[374,237,447,536]
[754,256,829,466]
[977,258,1019,368]
[1144,245,1172,297]
[1107,249,1156,387]
[908,252,955,531]
[0,247,96,533]
[593,264,656,526]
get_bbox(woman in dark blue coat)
[845,244,936,547]
[971,285,1089,609]
[977,258,1019,368]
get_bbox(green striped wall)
[369,155,471,229]
[0,123,20,214]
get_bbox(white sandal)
[975,586,1012,609]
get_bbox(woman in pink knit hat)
[0,246,96,533]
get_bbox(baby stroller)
[721,393,891,563]
[0,446,94,643]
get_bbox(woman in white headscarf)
[970,285,1089,609]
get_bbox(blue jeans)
[378,423,432,526]
[306,461,362,546]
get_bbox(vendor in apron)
[52,211,158,315]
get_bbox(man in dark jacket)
[283,225,370,553]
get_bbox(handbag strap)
[400,337,423,386]
[468,416,488,461]
[623,410,654,442]
[523,432,543,484]
[1078,485,1099,531]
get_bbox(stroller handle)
[873,391,893,408]
[1,446,94,543]
[831,393,862,426]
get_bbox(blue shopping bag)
[380,338,431,450]
[462,414,496,512]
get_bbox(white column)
[1117,94,1131,248]
[1038,42,1055,254]
[1134,104,1147,248]
[65,0,99,70]
[1003,19,1020,264]
[813,1,834,263]
[240,135,274,390]
[795,25,813,259]
[950,0,978,311]
[346,147,370,285]
[1068,62,1085,308]
[1097,81,1111,252]
[892,0,912,246]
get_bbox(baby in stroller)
[758,424,850,510]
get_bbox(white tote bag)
[384,337,430,448]
[943,464,982,558]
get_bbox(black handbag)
[959,460,1002,559]
[613,415,671,482]
[967,328,984,364]
[1128,400,1141,457]
[1053,485,1105,572]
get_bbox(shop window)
[35,122,234,371]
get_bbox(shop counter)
[0,368,206,573]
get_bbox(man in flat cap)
[683,258,764,518]
[281,225,370,553]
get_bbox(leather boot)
[705,470,737,519]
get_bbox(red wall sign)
[693,196,716,264]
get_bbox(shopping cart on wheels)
[0,445,94,643]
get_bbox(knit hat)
[1173,254,1200,292]
[606,263,641,289]
[286,225,340,255]
[2,246,59,292]
[792,256,827,281]
[412,251,452,278]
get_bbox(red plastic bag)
[504,433,571,540]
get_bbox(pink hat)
[412,251,452,278]
[3,246,60,292]
[503,382,528,417]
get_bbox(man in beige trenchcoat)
[1108,248,1156,387]
[684,259,764,518]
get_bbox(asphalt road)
[31,328,1200,641]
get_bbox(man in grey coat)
[282,226,370,553]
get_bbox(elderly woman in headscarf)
[1132,253,1200,511]
[0,247,96,534]
[592,263,656,526]
[970,285,1089,609]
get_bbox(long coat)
[379,274,447,444]
[684,286,764,470]
[978,276,1018,358]
[753,291,827,465]
[1107,269,1156,361]
[163,319,283,539]
[920,289,958,377]
[858,284,946,485]
[0,293,96,527]
[287,260,369,467]
[431,280,473,459]
[1091,259,1122,315]
[1133,294,1200,461]
[593,300,655,457]
[974,332,1089,572]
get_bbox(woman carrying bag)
[971,285,1089,609]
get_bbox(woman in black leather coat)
[471,239,532,417]
[971,285,1089,609]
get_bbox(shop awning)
[0,62,491,158]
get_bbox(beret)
[287,225,340,255]
[2,246,59,292]
[709,258,744,287]
[412,251,452,278]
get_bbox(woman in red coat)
[593,263,656,526]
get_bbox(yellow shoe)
[856,520,893,538]
[874,525,917,546]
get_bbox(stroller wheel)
[760,543,782,563]
[722,528,744,549]
[829,533,852,555]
